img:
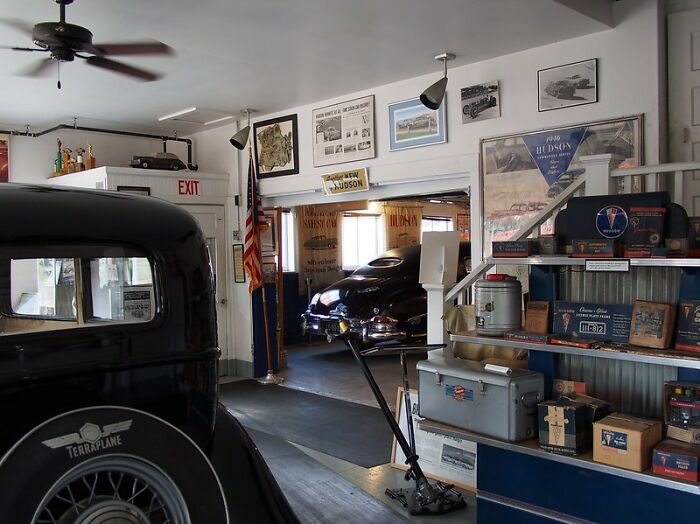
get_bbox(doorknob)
[220,298,227,305]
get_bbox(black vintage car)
[130,151,187,170]
[302,242,470,345]
[0,184,297,524]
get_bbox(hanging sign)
[320,168,369,196]
[522,127,587,186]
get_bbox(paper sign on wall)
[320,168,369,196]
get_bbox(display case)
[447,255,700,522]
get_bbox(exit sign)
[178,179,200,196]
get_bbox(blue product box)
[553,301,633,343]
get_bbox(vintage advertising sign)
[321,168,369,196]
[383,202,421,249]
[313,95,375,167]
[553,301,633,343]
[480,115,643,256]
[296,205,343,290]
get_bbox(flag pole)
[252,148,283,386]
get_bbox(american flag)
[243,150,268,293]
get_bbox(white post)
[674,170,685,205]
[580,154,614,196]
[424,284,449,352]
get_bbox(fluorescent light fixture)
[158,107,197,122]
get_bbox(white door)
[181,205,229,376]
[669,9,700,214]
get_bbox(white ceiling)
[0,0,612,134]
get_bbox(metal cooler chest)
[417,356,544,442]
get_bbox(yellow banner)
[321,168,369,196]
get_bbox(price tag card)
[584,259,630,273]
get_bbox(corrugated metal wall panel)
[554,267,680,418]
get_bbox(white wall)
[7,128,188,185]
[243,0,662,199]
[192,0,663,374]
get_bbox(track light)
[229,109,254,150]
[420,52,455,110]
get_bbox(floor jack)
[345,340,466,516]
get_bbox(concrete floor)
[280,340,427,409]
[227,341,476,523]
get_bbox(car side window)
[1,249,156,336]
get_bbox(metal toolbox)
[417,356,544,442]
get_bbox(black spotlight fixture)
[229,109,254,150]
[420,52,455,110]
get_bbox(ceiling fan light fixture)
[420,52,455,110]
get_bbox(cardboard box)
[593,413,662,471]
[492,240,533,258]
[629,300,675,349]
[571,239,621,258]
[553,379,587,397]
[534,236,558,255]
[688,217,700,257]
[624,206,666,258]
[538,394,610,455]
[663,382,700,444]
[666,238,689,257]
[553,301,633,343]
[525,301,550,334]
[675,300,700,353]
[653,439,700,482]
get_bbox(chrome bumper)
[301,313,406,343]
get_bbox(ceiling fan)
[0,0,173,89]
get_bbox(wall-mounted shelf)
[487,256,700,268]
[450,330,700,369]
[419,418,700,495]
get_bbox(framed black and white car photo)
[538,58,598,112]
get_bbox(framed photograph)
[260,210,277,255]
[262,260,277,284]
[116,185,151,196]
[388,97,446,151]
[232,244,245,283]
[461,81,500,123]
[312,95,375,167]
[480,115,643,257]
[253,114,299,178]
[538,58,597,112]
[0,134,8,183]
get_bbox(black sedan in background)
[302,242,470,345]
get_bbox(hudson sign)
[320,168,369,196]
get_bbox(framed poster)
[461,81,500,123]
[312,95,375,167]
[260,210,277,255]
[232,244,245,283]
[117,185,151,196]
[253,114,299,178]
[480,115,643,257]
[391,388,476,491]
[0,134,8,183]
[538,58,598,112]
[388,97,446,151]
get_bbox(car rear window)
[368,257,402,268]
[1,247,156,336]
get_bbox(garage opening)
[274,191,470,407]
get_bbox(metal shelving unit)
[487,256,700,267]
[419,419,700,495]
[450,330,700,369]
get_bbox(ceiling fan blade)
[0,18,35,37]
[84,56,161,81]
[0,46,47,52]
[18,58,55,78]
[89,40,173,56]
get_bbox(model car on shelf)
[301,242,470,345]
[129,151,188,170]
[0,184,298,524]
